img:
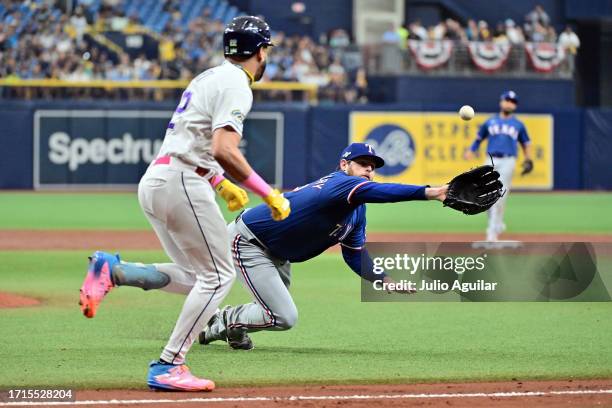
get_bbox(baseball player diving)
[79,16,290,392]
[464,90,533,241]
[80,143,502,358]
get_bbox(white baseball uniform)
[137,60,252,364]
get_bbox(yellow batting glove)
[215,179,249,211]
[263,189,291,221]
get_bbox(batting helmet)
[223,16,273,57]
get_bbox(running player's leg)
[139,167,235,364]
[205,222,297,343]
[159,171,236,364]
[487,157,515,240]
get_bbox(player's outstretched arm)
[425,185,448,202]
[212,126,290,220]
[350,182,446,205]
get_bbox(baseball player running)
[82,144,500,352]
[78,16,290,392]
[464,91,533,241]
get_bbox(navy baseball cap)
[500,90,518,104]
[340,143,385,168]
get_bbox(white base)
[471,240,523,250]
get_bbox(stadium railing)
[0,79,319,103]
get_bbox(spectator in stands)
[328,28,350,48]
[444,18,467,43]
[0,22,6,51]
[544,25,557,43]
[559,25,580,71]
[409,20,428,40]
[430,21,446,40]
[382,23,401,44]
[70,7,88,41]
[505,19,524,44]
[524,4,550,41]
[478,20,491,41]
[110,8,128,31]
[465,19,479,41]
[531,21,547,42]
[526,4,550,28]
[354,67,368,103]
[396,23,409,50]
[493,22,509,45]
[123,14,143,34]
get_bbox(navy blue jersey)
[470,115,530,157]
[242,171,427,263]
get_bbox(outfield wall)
[0,101,610,190]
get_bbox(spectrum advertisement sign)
[33,110,283,189]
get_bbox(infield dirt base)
[2,230,612,251]
[49,380,612,407]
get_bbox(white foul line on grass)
[1,389,611,406]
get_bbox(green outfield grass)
[1,192,612,233]
[1,251,611,389]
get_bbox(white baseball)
[459,105,475,121]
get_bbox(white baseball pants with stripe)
[487,156,516,240]
[138,163,235,365]
[206,218,298,340]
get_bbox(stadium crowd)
[385,4,580,53]
[0,0,366,102]
[0,1,578,101]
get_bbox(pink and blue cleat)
[79,251,119,318]
[147,361,215,392]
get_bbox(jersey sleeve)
[350,182,428,205]
[325,175,427,206]
[341,246,386,282]
[470,120,490,152]
[518,122,531,145]
[211,87,253,137]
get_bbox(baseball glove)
[443,165,504,215]
[521,159,534,176]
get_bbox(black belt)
[489,153,513,158]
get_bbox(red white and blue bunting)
[408,40,454,70]
[468,42,511,72]
[525,42,566,73]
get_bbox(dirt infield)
[2,230,612,250]
[22,380,609,407]
[0,292,40,308]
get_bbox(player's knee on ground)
[274,306,298,330]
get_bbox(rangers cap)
[500,90,519,104]
[340,143,385,168]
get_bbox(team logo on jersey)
[231,109,245,124]
[363,125,415,176]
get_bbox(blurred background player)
[464,90,533,241]
[79,15,290,392]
